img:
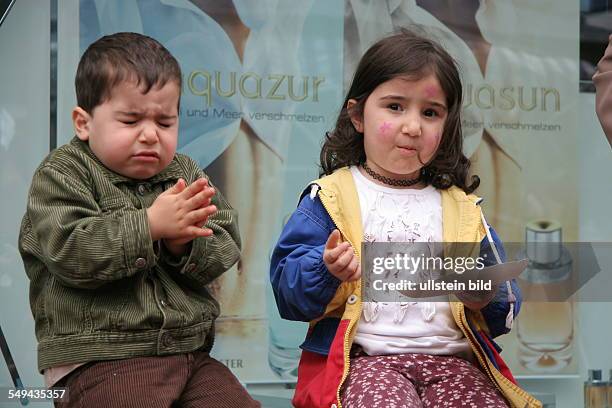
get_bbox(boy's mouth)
[133,151,160,161]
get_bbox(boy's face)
[73,80,180,180]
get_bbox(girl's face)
[348,74,447,183]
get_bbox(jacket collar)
[310,167,485,258]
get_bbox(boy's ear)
[347,99,364,133]
[72,106,92,141]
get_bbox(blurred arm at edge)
[593,34,612,148]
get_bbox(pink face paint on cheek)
[432,133,442,151]
[379,121,392,135]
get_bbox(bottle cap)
[525,220,562,264]
[588,369,604,383]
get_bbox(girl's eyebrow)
[379,95,447,110]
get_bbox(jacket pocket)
[89,275,163,331]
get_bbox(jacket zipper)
[457,309,538,407]
[316,187,360,408]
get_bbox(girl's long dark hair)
[320,29,479,194]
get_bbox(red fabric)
[292,319,350,408]
[479,330,517,385]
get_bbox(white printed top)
[351,166,471,357]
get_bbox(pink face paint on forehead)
[379,122,392,134]
[424,85,440,99]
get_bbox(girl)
[270,30,541,408]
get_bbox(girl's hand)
[323,229,361,282]
[455,289,496,311]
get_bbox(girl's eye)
[121,120,137,125]
[158,122,172,128]
[388,103,402,111]
[423,109,438,118]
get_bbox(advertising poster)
[344,0,579,376]
[77,0,587,383]
[79,0,344,383]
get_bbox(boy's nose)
[139,125,159,144]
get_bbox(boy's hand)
[147,178,217,243]
[323,229,361,282]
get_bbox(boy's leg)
[55,355,188,408]
[178,351,260,408]
[341,353,423,408]
[418,355,509,408]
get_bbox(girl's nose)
[401,118,422,137]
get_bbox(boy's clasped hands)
[147,178,217,256]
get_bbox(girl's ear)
[72,106,92,141]
[347,99,364,133]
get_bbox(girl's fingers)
[345,257,360,279]
[337,256,359,281]
[323,241,350,265]
[345,264,361,282]
[334,247,355,271]
[325,229,341,250]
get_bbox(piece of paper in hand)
[398,259,528,298]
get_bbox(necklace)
[361,162,421,187]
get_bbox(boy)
[18,32,259,407]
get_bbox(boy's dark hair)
[321,29,479,194]
[75,32,182,114]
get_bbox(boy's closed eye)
[117,112,140,125]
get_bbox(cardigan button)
[331,404,337,408]
[347,294,358,305]
[135,257,147,269]
[137,184,147,195]
[162,333,173,347]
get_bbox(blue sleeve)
[269,193,341,322]
[479,227,522,338]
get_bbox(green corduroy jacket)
[19,137,241,372]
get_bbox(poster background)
[2,2,612,405]
[76,0,581,380]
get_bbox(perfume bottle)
[516,220,574,373]
[584,369,607,408]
